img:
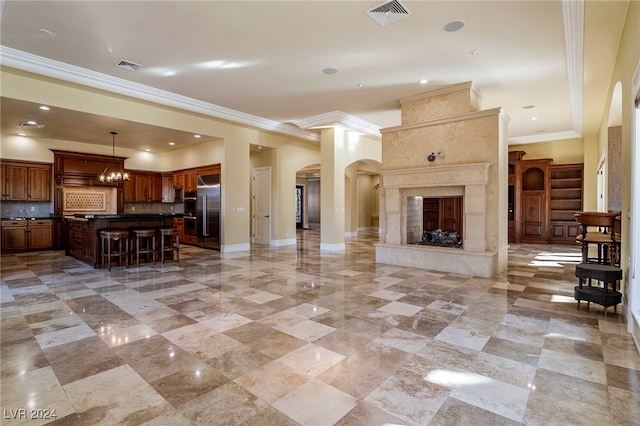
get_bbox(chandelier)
[99,131,129,183]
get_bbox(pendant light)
[99,131,130,183]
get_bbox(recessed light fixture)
[419,79,428,84]
[37,28,52,36]
[468,50,479,56]
[322,68,338,75]
[194,134,201,138]
[531,117,538,121]
[18,133,27,137]
[356,84,363,88]
[169,142,175,146]
[39,105,50,111]
[444,21,465,32]
[145,149,151,152]
[523,105,536,109]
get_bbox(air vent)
[367,0,412,26]
[116,59,143,71]
[19,121,45,129]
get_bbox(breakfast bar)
[64,213,181,268]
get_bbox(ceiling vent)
[367,0,412,27]
[116,59,143,71]
[19,121,45,129]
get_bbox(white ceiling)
[0,1,630,153]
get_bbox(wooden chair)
[574,211,620,266]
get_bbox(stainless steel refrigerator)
[196,174,221,249]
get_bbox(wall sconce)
[427,152,443,162]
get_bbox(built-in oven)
[184,191,197,217]
[183,216,197,236]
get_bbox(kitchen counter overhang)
[64,213,182,268]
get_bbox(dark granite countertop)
[68,213,184,219]
[1,216,61,221]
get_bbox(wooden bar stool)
[100,229,130,271]
[157,227,180,264]
[131,229,156,266]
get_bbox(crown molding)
[291,110,381,137]
[562,0,584,136]
[0,46,320,142]
[508,130,581,145]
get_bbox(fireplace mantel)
[382,163,489,189]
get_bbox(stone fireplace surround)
[375,163,499,277]
[374,82,508,278]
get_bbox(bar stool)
[131,229,156,266]
[157,227,180,264]
[100,229,130,271]
[574,212,620,266]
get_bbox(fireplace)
[374,82,508,278]
[407,196,463,247]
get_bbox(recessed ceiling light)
[523,105,536,109]
[39,105,50,111]
[37,28,52,36]
[531,117,538,121]
[194,134,201,138]
[145,149,151,152]
[356,84,363,88]
[18,133,27,137]
[169,142,175,146]
[322,68,338,75]
[468,50,479,56]
[419,79,428,84]
[444,21,464,32]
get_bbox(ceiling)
[0,1,630,153]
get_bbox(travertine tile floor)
[1,230,639,425]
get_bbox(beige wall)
[597,1,639,313]
[508,138,584,165]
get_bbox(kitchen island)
[64,213,181,268]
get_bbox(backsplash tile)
[1,202,53,218]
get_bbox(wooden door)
[252,167,271,245]
[522,191,545,241]
[441,197,463,236]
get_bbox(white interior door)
[252,167,271,245]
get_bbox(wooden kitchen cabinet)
[1,160,52,201]
[65,219,96,264]
[173,172,184,189]
[185,171,198,192]
[124,172,162,202]
[135,174,162,202]
[162,174,175,203]
[1,219,53,252]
